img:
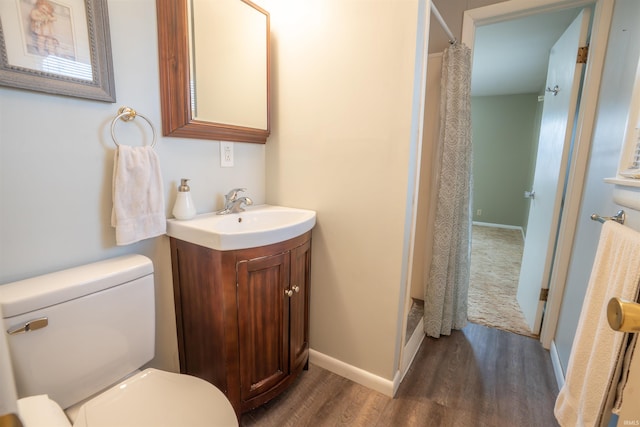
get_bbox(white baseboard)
[398,317,425,392]
[309,349,395,397]
[550,340,565,391]
[472,221,522,230]
[472,221,525,239]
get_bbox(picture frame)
[0,0,115,102]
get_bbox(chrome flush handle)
[7,317,48,335]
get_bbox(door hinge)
[539,288,549,302]
[577,46,588,64]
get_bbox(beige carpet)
[468,225,536,338]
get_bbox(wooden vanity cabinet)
[169,231,311,415]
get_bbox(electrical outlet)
[476,209,482,216]
[220,142,234,167]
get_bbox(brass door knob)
[0,413,24,427]
[607,298,640,332]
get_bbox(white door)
[516,9,591,333]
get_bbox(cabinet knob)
[292,285,300,293]
[285,289,294,297]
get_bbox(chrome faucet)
[217,188,253,214]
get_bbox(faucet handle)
[225,188,246,201]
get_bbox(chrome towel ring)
[110,106,157,148]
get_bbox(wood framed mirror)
[156,0,270,144]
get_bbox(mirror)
[156,0,270,144]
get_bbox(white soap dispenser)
[172,178,196,220]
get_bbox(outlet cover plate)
[221,142,234,167]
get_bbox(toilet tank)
[0,255,155,410]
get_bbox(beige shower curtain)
[424,43,473,338]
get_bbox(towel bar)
[110,106,157,149]
[607,298,640,333]
[590,210,625,225]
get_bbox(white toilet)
[0,254,238,427]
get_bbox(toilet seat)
[72,369,238,427]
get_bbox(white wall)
[410,53,442,302]
[260,0,422,381]
[0,0,266,372]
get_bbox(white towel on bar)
[554,221,640,427]
[111,145,166,246]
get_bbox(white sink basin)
[166,204,316,251]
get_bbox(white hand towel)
[555,221,640,427]
[111,145,166,246]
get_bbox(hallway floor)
[241,323,559,427]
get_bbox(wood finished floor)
[241,323,559,427]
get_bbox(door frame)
[461,0,615,348]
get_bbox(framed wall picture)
[0,0,115,102]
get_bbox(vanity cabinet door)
[237,252,290,404]
[289,240,311,373]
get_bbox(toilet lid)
[72,369,238,427]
